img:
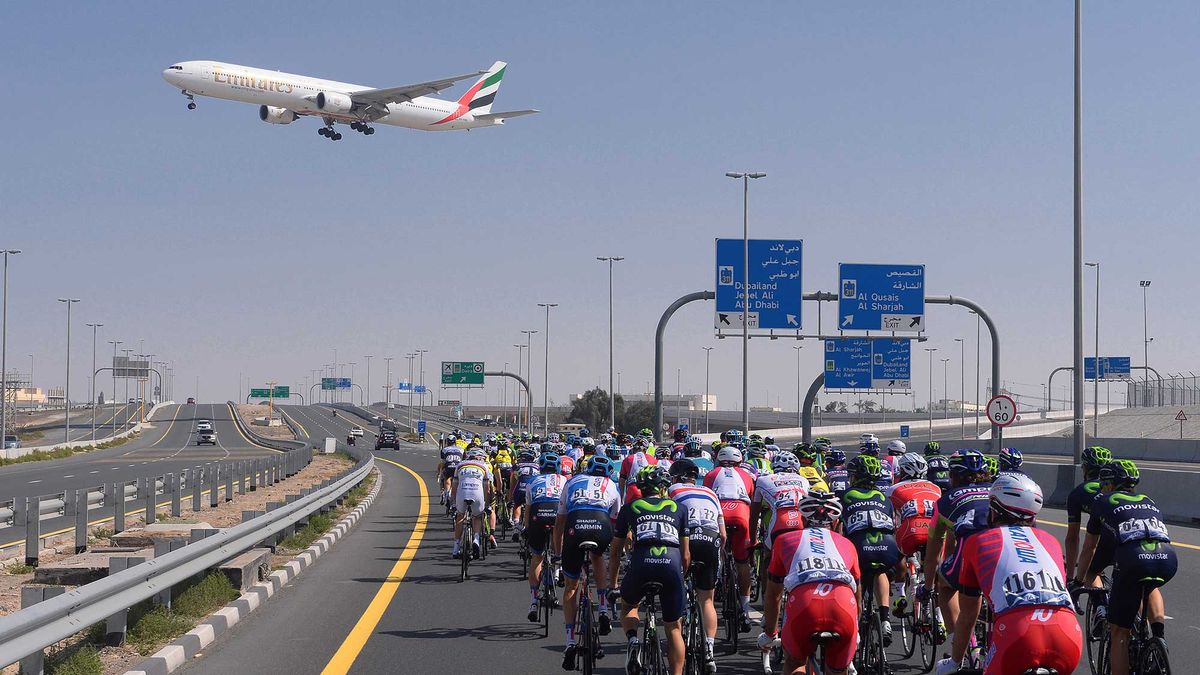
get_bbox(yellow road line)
[278,407,308,439]
[147,403,182,448]
[1040,518,1200,551]
[321,458,427,675]
[225,402,284,454]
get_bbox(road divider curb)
[123,466,383,675]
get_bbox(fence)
[1127,373,1200,408]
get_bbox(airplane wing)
[350,70,485,108]
[472,109,540,122]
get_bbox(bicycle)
[458,501,477,583]
[638,582,670,675]
[759,589,787,675]
[1077,579,1171,675]
[574,541,605,674]
[915,581,942,673]
[719,537,743,654]
[493,491,511,539]
[479,505,494,561]
[894,552,921,661]
[962,598,992,672]
[683,563,709,675]
[1076,574,1112,674]
[855,565,889,675]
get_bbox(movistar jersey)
[840,487,895,535]
[1086,491,1171,546]
[614,496,688,552]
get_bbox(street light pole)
[537,304,557,435]
[1087,261,1100,437]
[415,349,428,428]
[726,170,766,438]
[1071,0,1086,465]
[925,347,937,440]
[383,357,393,410]
[0,249,21,442]
[1140,280,1151,404]
[521,330,538,428]
[702,347,713,434]
[87,323,102,442]
[58,298,80,442]
[793,345,803,429]
[941,358,951,421]
[955,337,965,439]
[596,256,624,431]
[364,356,373,407]
[108,340,122,432]
[514,344,526,427]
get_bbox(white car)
[350,426,364,438]
[196,420,213,432]
[859,433,878,446]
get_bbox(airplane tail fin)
[457,61,506,114]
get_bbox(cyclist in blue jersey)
[524,454,567,622]
[825,448,850,498]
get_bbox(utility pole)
[87,323,102,442]
[597,256,624,431]
[702,347,713,434]
[58,298,80,442]
[537,304,557,435]
[925,347,937,440]
[725,171,766,438]
[0,249,21,443]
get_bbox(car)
[186,397,196,405]
[3,435,19,450]
[859,433,879,446]
[196,430,217,446]
[375,431,399,451]
[350,426,364,438]
[196,420,213,432]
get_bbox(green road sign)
[272,385,290,398]
[441,361,485,385]
[321,378,336,391]
[250,388,270,398]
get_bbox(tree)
[619,401,656,436]
[837,402,848,414]
[565,387,620,431]
[823,401,839,413]
[861,400,878,413]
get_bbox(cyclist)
[750,451,810,554]
[703,446,757,631]
[758,490,860,675]
[437,436,464,504]
[493,438,515,496]
[996,446,1025,479]
[746,443,773,476]
[608,466,690,675]
[684,437,715,482]
[1074,460,1177,675]
[555,455,621,670]
[982,455,1000,483]
[883,439,906,484]
[524,453,568,622]
[825,448,850,499]
[841,455,901,645]
[922,450,991,650]
[793,443,829,492]
[887,452,942,622]
[811,436,833,471]
[654,443,674,474]
[619,437,660,504]
[451,448,494,560]
[924,441,951,492]
[859,440,893,489]
[936,474,1081,675]
[510,449,541,541]
[1064,445,1113,603]
[668,459,725,674]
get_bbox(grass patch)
[17,429,44,443]
[126,572,239,655]
[343,474,375,510]
[91,526,114,540]
[3,561,34,574]
[47,643,102,675]
[280,512,335,551]
[0,432,136,466]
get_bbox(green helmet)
[1098,459,1139,488]
[812,437,832,452]
[984,455,999,479]
[848,455,882,486]
[1082,446,1113,469]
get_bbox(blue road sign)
[838,263,926,332]
[415,385,428,394]
[900,425,910,439]
[417,420,427,434]
[1085,356,1132,380]
[715,239,803,331]
[397,381,412,392]
[336,377,351,389]
[825,338,912,390]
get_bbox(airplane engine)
[315,91,353,115]
[259,105,298,124]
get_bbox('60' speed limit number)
[987,395,1018,427]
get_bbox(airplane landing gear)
[349,121,375,135]
[318,126,342,141]
[181,90,196,110]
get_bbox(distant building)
[613,393,717,411]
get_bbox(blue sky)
[1,2,1196,414]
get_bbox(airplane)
[161,60,537,140]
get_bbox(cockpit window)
[169,65,183,70]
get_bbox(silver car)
[2,435,18,450]
[196,430,217,446]
[196,420,213,432]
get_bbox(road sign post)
[838,263,926,331]
[900,425,910,438]
[987,394,1017,427]
[1176,409,1187,439]
[440,361,485,386]
[824,338,912,390]
[1085,356,1132,380]
[715,239,803,333]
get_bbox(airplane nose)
[162,68,180,85]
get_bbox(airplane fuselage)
[162,60,491,131]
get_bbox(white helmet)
[887,440,907,456]
[799,490,843,526]
[989,474,1044,521]
[896,452,928,480]
[716,447,744,465]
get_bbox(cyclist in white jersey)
[452,449,493,559]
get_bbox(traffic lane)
[181,448,427,675]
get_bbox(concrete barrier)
[1022,461,1199,526]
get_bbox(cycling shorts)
[1109,540,1177,629]
[781,582,858,671]
[456,488,487,518]
[721,500,751,562]
[1087,534,1116,577]
[619,549,686,623]
[849,530,900,575]
[525,508,557,556]
[512,487,527,508]
[687,531,721,591]
[896,522,930,557]
[983,606,1082,675]
[939,536,974,592]
[561,510,613,580]
[441,466,457,482]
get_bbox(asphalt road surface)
[182,408,1200,675]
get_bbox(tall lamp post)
[514,344,527,427]
[792,345,803,429]
[954,338,965,439]
[0,249,20,442]
[415,349,428,427]
[725,170,767,437]
[521,329,538,427]
[1086,261,1100,436]
[702,347,713,433]
[596,256,624,431]
[364,355,373,407]
[1071,0,1086,465]
[925,347,937,440]
[58,298,80,442]
[537,304,557,434]
[383,357,393,410]
[108,340,122,431]
[1140,280,1151,406]
[87,322,103,441]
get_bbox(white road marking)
[89,470,99,474]
[27,480,41,484]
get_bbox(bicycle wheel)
[722,565,739,654]
[917,594,937,673]
[1085,595,1108,674]
[580,598,595,675]
[1139,636,1171,675]
[542,566,554,637]
[861,611,886,675]
[899,595,917,659]
[460,525,470,582]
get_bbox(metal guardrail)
[0,450,373,668]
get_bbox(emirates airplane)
[162,60,537,140]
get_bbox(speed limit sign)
[987,395,1017,427]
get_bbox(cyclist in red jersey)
[703,446,757,630]
[887,452,942,618]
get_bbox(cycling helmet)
[859,441,881,457]
[896,452,928,480]
[998,447,1023,471]
[1098,459,1140,488]
[540,442,555,454]
[748,433,763,443]
[465,448,487,461]
[673,428,688,442]
[538,453,561,473]
[812,437,832,453]
[655,445,672,459]
[746,445,768,460]
[1082,446,1113,469]
[887,440,907,456]
[984,455,999,480]
[948,449,987,476]
[798,490,843,527]
[685,437,702,453]
[716,447,744,465]
[517,450,536,463]
[638,428,655,439]
[795,445,819,466]
[847,455,882,485]
[579,427,590,438]
[771,451,801,473]
[710,440,723,452]
[585,455,615,478]
[635,465,671,493]
[582,437,596,448]
[599,433,613,444]
[792,442,811,453]
[445,434,457,444]
[989,474,1044,522]
[669,458,699,481]
[826,449,847,467]
[633,438,650,451]
[497,437,510,448]
[923,441,941,456]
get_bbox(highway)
[179,405,1200,675]
[11,403,142,445]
